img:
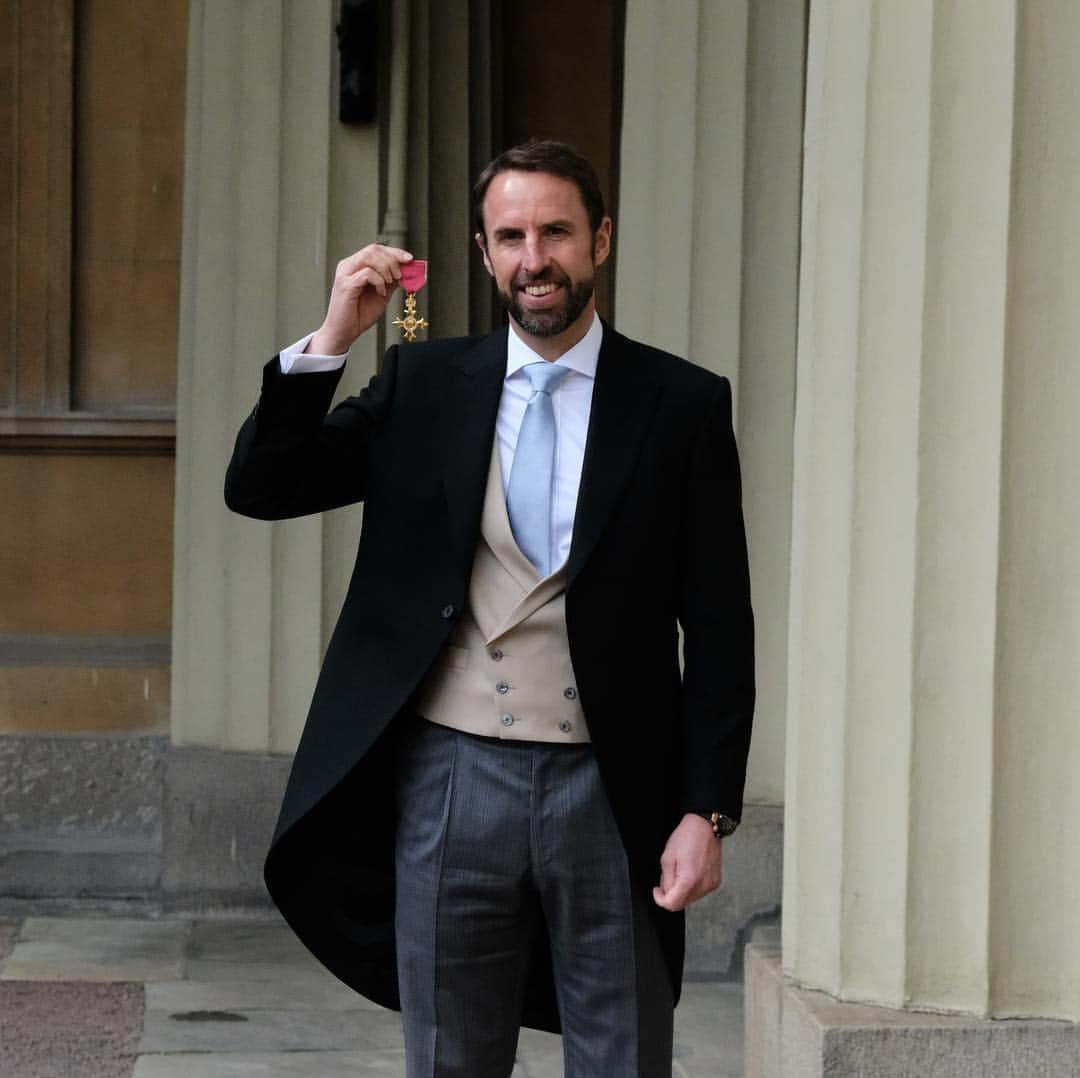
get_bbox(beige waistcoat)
[414,442,590,743]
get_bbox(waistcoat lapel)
[476,440,570,643]
[479,442,538,593]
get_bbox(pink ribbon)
[400,259,428,293]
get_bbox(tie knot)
[523,361,571,396]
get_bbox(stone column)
[618,0,806,808]
[617,0,806,972]
[748,1,1080,1071]
[168,0,382,905]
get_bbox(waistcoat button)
[496,681,510,695]
[501,714,514,727]
[440,603,456,620]
[563,687,577,700]
[558,720,572,733]
[489,648,503,661]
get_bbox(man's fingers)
[342,268,385,297]
[658,854,676,895]
[653,857,723,912]
[345,266,400,299]
[375,244,413,265]
[653,876,694,912]
[654,854,688,911]
[338,244,413,282]
[342,256,392,289]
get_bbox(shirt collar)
[505,311,602,381]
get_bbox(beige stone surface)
[133,1053,397,1077]
[0,913,745,1077]
[747,945,1080,1078]
[172,0,380,756]
[618,0,806,805]
[781,0,1080,1024]
[0,917,187,982]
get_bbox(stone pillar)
[748,1,1080,1071]
[167,0,382,905]
[617,0,804,808]
[617,0,806,972]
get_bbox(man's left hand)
[652,813,723,911]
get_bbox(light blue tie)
[507,362,571,577]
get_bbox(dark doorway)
[488,1,625,325]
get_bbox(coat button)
[489,648,503,661]
[558,719,572,733]
[440,603,456,620]
[496,681,510,695]
[563,687,577,700]
[501,714,514,727]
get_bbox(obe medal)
[394,259,429,341]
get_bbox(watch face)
[713,813,738,837]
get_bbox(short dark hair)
[472,139,607,241]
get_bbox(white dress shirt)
[278,313,601,574]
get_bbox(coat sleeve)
[224,346,399,521]
[677,376,756,822]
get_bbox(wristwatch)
[694,811,738,838]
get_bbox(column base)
[745,942,1080,1078]
[0,736,289,913]
[161,745,290,911]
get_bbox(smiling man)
[225,141,755,1078]
[477,166,610,348]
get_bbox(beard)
[498,270,595,338]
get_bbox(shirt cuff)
[278,332,348,374]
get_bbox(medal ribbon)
[394,258,429,341]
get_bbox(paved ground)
[0,913,744,1077]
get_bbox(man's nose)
[521,236,547,274]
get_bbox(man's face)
[476,171,611,345]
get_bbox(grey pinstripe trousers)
[394,717,674,1077]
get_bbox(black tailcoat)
[224,323,754,1032]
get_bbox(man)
[225,141,754,1077]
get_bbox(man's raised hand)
[307,245,414,356]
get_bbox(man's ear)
[475,232,494,277]
[593,217,613,268]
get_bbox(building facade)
[2,1,1077,1072]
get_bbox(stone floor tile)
[508,983,743,1078]
[132,1050,404,1077]
[0,917,188,982]
[0,920,19,961]
[513,1026,565,1077]
[146,975,366,1014]
[673,981,744,1078]
[139,1006,392,1054]
[187,917,312,964]
[0,914,747,1077]
[183,958,351,983]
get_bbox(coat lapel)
[566,326,662,584]
[440,330,507,579]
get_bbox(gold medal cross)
[393,293,429,341]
